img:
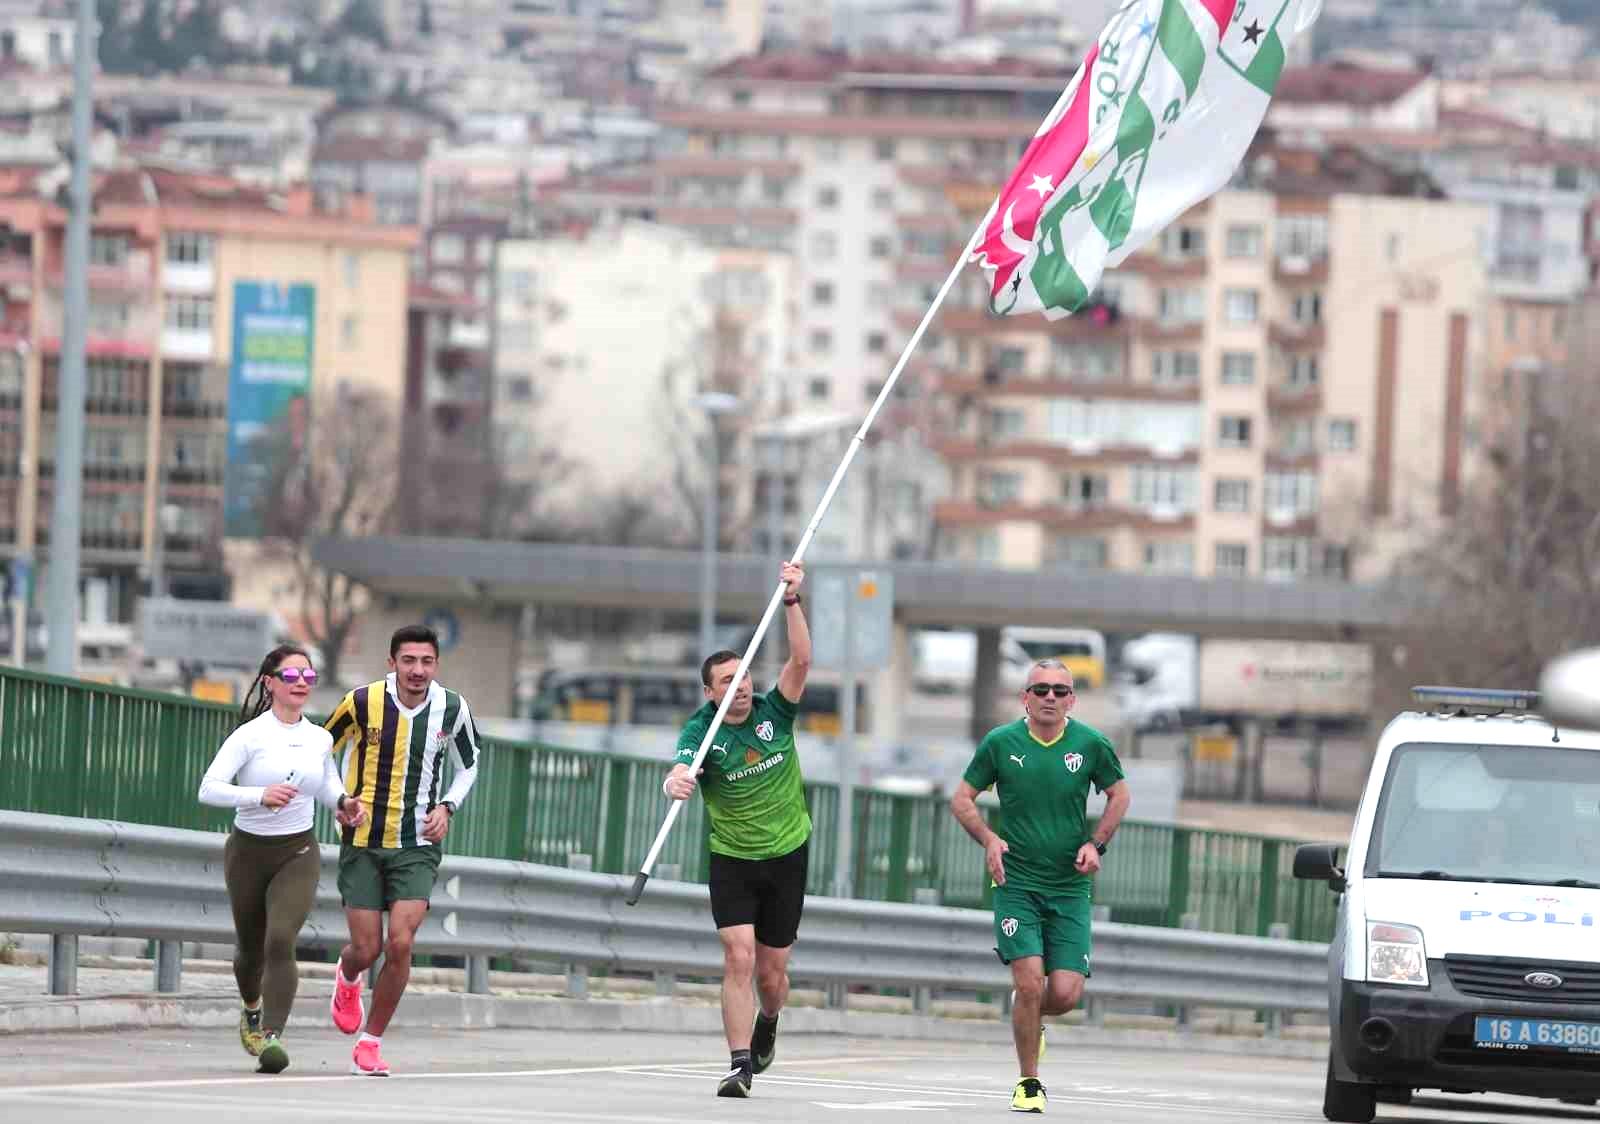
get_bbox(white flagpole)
[626,215,993,906]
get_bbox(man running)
[663,561,811,1099]
[323,624,484,1076]
[950,658,1131,1114]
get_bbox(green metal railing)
[0,666,1341,941]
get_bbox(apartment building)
[928,138,1491,582]
[0,162,413,618]
[492,221,793,534]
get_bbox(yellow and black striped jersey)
[324,674,482,849]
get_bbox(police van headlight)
[1367,921,1429,987]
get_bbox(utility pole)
[44,0,93,675]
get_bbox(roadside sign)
[808,568,895,671]
[138,598,274,668]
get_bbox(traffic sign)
[808,567,895,671]
[138,598,274,668]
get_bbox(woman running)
[198,644,365,1073]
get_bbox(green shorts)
[337,843,442,911]
[992,883,1094,977]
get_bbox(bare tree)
[253,385,400,687]
[1389,361,1600,697]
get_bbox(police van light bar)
[1412,686,1539,715]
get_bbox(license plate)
[1474,1016,1600,1054]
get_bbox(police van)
[1294,686,1600,1122]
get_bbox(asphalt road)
[2,1026,1596,1123]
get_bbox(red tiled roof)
[90,166,276,210]
[1274,63,1429,107]
[707,49,1070,83]
[408,280,477,311]
[1438,105,1527,133]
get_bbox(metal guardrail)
[0,665,1342,942]
[0,810,1331,1025]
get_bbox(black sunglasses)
[1027,684,1074,698]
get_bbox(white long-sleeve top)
[197,710,344,835]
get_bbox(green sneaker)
[238,1005,265,1057]
[256,1034,289,1074]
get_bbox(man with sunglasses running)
[950,659,1131,1114]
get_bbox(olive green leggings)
[223,827,320,1035]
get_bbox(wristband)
[662,775,675,797]
[783,593,802,605]
[337,794,348,811]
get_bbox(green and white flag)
[971,0,1323,319]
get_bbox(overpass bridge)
[312,537,1408,739]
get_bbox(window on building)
[1278,417,1317,454]
[809,328,832,353]
[1225,225,1263,258]
[1224,288,1260,324]
[1050,534,1108,569]
[432,233,465,264]
[816,137,843,160]
[810,231,838,260]
[816,185,840,208]
[866,331,887,354]
[869,236,893,259]
[1143,540,1195,574]
[808,376,831,400]
[871,186,894,209]
[165,232,213,265]
[1263,536,1346,579]
[1051,340,1119,380]
[1286,354,1321,387]
[1264,470,1319,517]
[1061,471,1109,508]
[812,280,834,306]
[874,139,897,160]
[343,252,360,288]
[1220,351,1256,385]
[1158,287,1205,323]
[1215,542,1249,577]
[1219,415,1252,448]
[1214,477,1251,513]
[89,300,132,335]
[978,470,1022,505]
[89,233,129,266]
[1159,225,1207,259]
[1328,418,1358,452]
[1292,291,1323,325]
[992,346,1026,375]
[341,314,360,349]
[1277,213,1330,261]
[985,408,1025,439]
[1151,350,1200,385]
[165,295,212,332]
[503,375,533,403]
[1132,464,1197,512]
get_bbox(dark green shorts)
[337,843,442,911]
[992,883,1093,977]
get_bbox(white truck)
[1115,633,1373,732]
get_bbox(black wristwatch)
[337,794,348,811]
[783,593,802,606]
[441,800,457,816]
[1092,838,1108,856]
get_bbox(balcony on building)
[932,499,1197,535]
[0,247,32,287]
[1273,249,1330,284]
[1266,380,1323,413]
[1268,318,1326,351]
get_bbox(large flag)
[970,0,1323,319]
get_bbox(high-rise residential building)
[0,163,414,619]
[927,138,1491,581]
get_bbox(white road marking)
[812,1100,961,1112]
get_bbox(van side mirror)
[1293,842,1345,892]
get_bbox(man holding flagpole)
[663,560,812,1099]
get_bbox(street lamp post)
[149,501,182,600]
[692,391,741,659]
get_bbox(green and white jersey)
[675,689,812,860]
[963,718,1125,896]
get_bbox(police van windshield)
[1366,742,1600,886]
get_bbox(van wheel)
[1324,1057,1376,1123]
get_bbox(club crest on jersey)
[1063,752,1083,773]
[1001,917,1019,938]
[366,726,382,745]
[756,720,774,742]
[745,748,762,765]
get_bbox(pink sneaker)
[350,1038,390,1077]
[331,971,364,1035]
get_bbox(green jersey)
[962,717,1125,895]
[675,689,812,860]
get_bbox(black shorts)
[708,841,809,948]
